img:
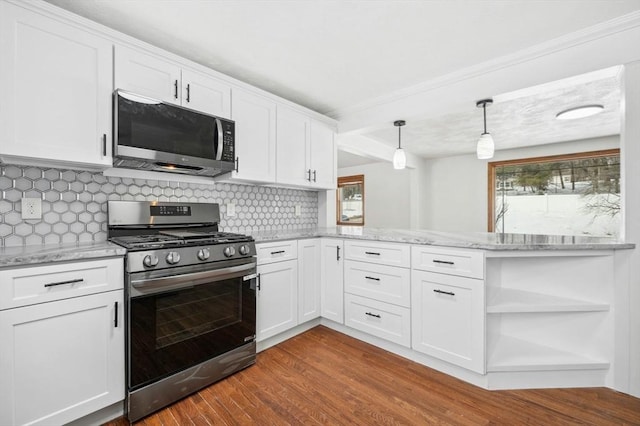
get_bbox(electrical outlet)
[21,198,42,220]
[295,205,302,216]
[226,203,236,217]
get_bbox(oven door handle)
[131,262,257,293]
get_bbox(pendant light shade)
[393,120,406,170]
[476,132,494,159]
[476,99,494,160]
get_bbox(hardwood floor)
[106,326,640,425]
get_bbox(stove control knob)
[166,251,181,265]
[239,244,250,255]
[197,248,210,261]
[143,254,159,268]
[223,246,236,258]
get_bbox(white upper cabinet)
[181,69,231,118]
[115,45,231,118]
[276,105,311,187]
[0,1,113,169]
[276,105,337,189]
[230,88,277,183]
[309,119,336,189]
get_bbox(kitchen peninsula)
[251,227,633,395]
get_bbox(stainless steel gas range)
[107,201,257,422]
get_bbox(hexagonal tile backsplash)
[0,164,318,247]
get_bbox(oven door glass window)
[129,271,256,390]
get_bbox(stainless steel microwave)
[113,90,235,177]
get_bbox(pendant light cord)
[398,125,402,149]
[483,103,487,134]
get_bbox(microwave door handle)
[215,118,224,161]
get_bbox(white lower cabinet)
[320,239,344,324]
[298,239,321,323]
[256,259,299,341]
[411,270,485,374]
[0,259,124,426]
[344,293,411,347]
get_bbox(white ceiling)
[44,0,639,162]
[364,66,623,158]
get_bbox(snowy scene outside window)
[489,150,620,237]
[337,174,364,226]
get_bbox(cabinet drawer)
[412,246,484,279]
[256,240,298,265]
[0,258,124,310]
[344,293,411,347]
[344,240,410,268]
[344,261,410,307]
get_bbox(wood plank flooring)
[106,326,640,425]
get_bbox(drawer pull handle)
[365,251,380,256]
[114,301,118,328]
[365,312,381,318]
[270,250,285,255]
[433,289,455,296]
[433,259,455,265]
[44,278,84,288]
[365,276,380,281]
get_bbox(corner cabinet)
[0,257,124,426]
[484,251,613,380]
[276,105,336,189]
[0,1,113,169]
[320,238,344,324]
[115,45,231,118]
[298,239,321,323]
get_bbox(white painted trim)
[328,10,640,123]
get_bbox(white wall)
[338,162,412,228]
[420,135,619,232]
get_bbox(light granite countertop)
[0,241,126,268]
[251,227,635,251]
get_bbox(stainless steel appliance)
[107,201,256,422]
[113,90,236,177]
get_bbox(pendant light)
[393,120,406,169]
[476,99,494,159]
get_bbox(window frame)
[336,174,365,226]
[487,148,620,232]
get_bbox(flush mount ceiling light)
[476,99,494,160]
[555,104,604,120]
[393,120,406,170]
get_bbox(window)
[488,149,620,237]
[337,174,364,226]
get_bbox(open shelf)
[487,335,609,372]
[486,287,610,314]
